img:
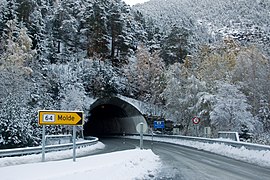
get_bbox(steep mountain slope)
[135,0,270,55]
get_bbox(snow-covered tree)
[0,0,18,35]
[160,26,190,65]
[210,81,259,132]
[232,46,270,114]
[257,100,270,132]
[197,37,239,85]
[195,92,215,128]
[135,0,270,55]
[84,0,110,59]
[127,45,165,103]
[0,20,39,148]
[108,0,124,60]
[161,63,207,135]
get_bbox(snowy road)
[99,138,270,180]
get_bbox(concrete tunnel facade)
[83,96,147,137]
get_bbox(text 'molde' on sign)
[38,110,83,125]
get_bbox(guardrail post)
[123,132,126,144]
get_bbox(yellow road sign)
[38,110,83,125]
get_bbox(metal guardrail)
[3,134,268,158]
[0,136,99,158]
[143,134,270,151]
[45,134,73,145]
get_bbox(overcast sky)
[123,0,150,6]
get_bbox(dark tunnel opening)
[83,104,128,137]
[83,97,148,138]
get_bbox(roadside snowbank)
[0,142,161,180]
[0,142,105,167]
[128,135,270,168]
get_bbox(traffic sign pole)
[73,126,76,162]
[151,129,154,149]
[140,123,143,149]
[42,125,45,162]
[136,123,147,150]
[192,117,200,137]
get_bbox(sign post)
[192,117,200,136]
[73,126,76,162]
[140,123,143,149]
[38,110,83,162]
[42,125,45,162]
[136,123,147,149]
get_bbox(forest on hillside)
[0,0,269,149]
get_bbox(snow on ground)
[0,142,161,180]
[128,135,270,168]
[0,142,105,167]
[2,135,269,180]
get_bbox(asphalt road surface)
[86,138,270,180]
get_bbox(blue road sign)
[154,121,165,129]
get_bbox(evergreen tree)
[144,17,162,52]
[108,0,124,61]
[29,8,46,63]
[16,0,34,23]
[160,26,190,65]
[0,0,18,36]
[85,0,110,59]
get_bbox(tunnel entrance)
[83,97,147,137]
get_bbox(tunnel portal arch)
[83,96,147,137]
